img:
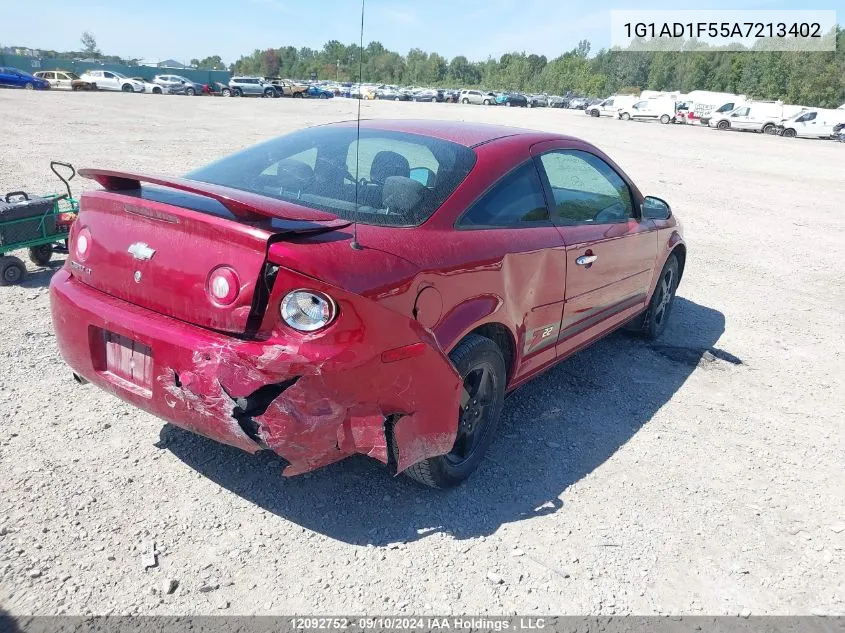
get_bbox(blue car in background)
[307,85,334,99]
[0,67,51,90]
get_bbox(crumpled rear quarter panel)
[50,263,463,476]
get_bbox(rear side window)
[459,162,549,228]
[188,126,477,227]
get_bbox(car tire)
[782,128,797,138]
[28,245,53,266]
[221,88,231,97]
[482,99,490,105]
[620,112,631,121]
[233,89,242,97]
[394,97,401,101]
[505,101,512,107]
[320,93,328,99]
[263,88,274,98]
[633,254,680,340]
[590,109,600,117]
[293,92,302,98]
[121,84,134,92]
[0,256,26,286]
[24,82,34,90]
[461,98,469,104]
[717,120,730,130]
[761,123,776,135]
[185,87,196,96]
[153,87,162,94]
[399,334,506,489]
[659,114,671,124]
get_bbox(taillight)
[75,227,92,262]
[280,290,336,332]
[206,266,240,305]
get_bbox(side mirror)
[642,196,672,220]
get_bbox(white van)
[777,108,845,139]
[698,99,745,126]
[617,98,676,124]
[710,101,806,134]
[585,94,638,117]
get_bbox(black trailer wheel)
[28,244,53,266]
[0,256,27,286]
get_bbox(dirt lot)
[0,91,843,617]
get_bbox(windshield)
[187,126,477,227]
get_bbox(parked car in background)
[413,89,444,102]
[698,100,742,127]
[0,67,51,90]
[79,70,144,93]
[265,78,308,98]
[495,93,528,107]
[228,76,276,97]
[376,88,410,101]
[34,71,95,91]
[777,109,845,139]
[306,85,334,99]
[833,122,845,142]
[527,94,548,108]
[459,90,496,105]
[153,74,205,96]
[567,97,589,109]
[618,98,677,124]
[586,95,638,117]
[442,89,460,103]
[129,77,167,94]
[52,119,685,489]
[710,101,806,134]
[548,95,569,108]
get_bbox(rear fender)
[248,262,463,474]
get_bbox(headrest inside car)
[382,176,426,215]
[275,159,315,192]
[370,151,410,184]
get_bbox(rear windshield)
[187,126,477,227]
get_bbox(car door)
[456,160,568,380]
[101,71,119,90]
[730,106,753,129]
[57,72,72,89]
[531,143,658,356]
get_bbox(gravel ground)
[0,91,843,617]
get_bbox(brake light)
[206,266,240,306]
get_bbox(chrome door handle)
[576,255,598,266]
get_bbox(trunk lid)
[70,170,349,334]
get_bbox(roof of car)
[331,119,570,147]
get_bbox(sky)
[2,0,843,65]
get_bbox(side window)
[733,107,750,117]
[460,162,549,228]
[104,72,115,79]
[539,151,633,225]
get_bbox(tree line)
[231,29,845,108]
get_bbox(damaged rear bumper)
[50,269,462,475]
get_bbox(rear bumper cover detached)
[50,269,462,476]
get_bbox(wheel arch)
[670,241,687,284]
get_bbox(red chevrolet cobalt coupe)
[50,120,685,488]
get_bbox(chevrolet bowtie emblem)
[128,242,156,261]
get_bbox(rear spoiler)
[78,168,350,229]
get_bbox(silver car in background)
[153,74,205,96]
